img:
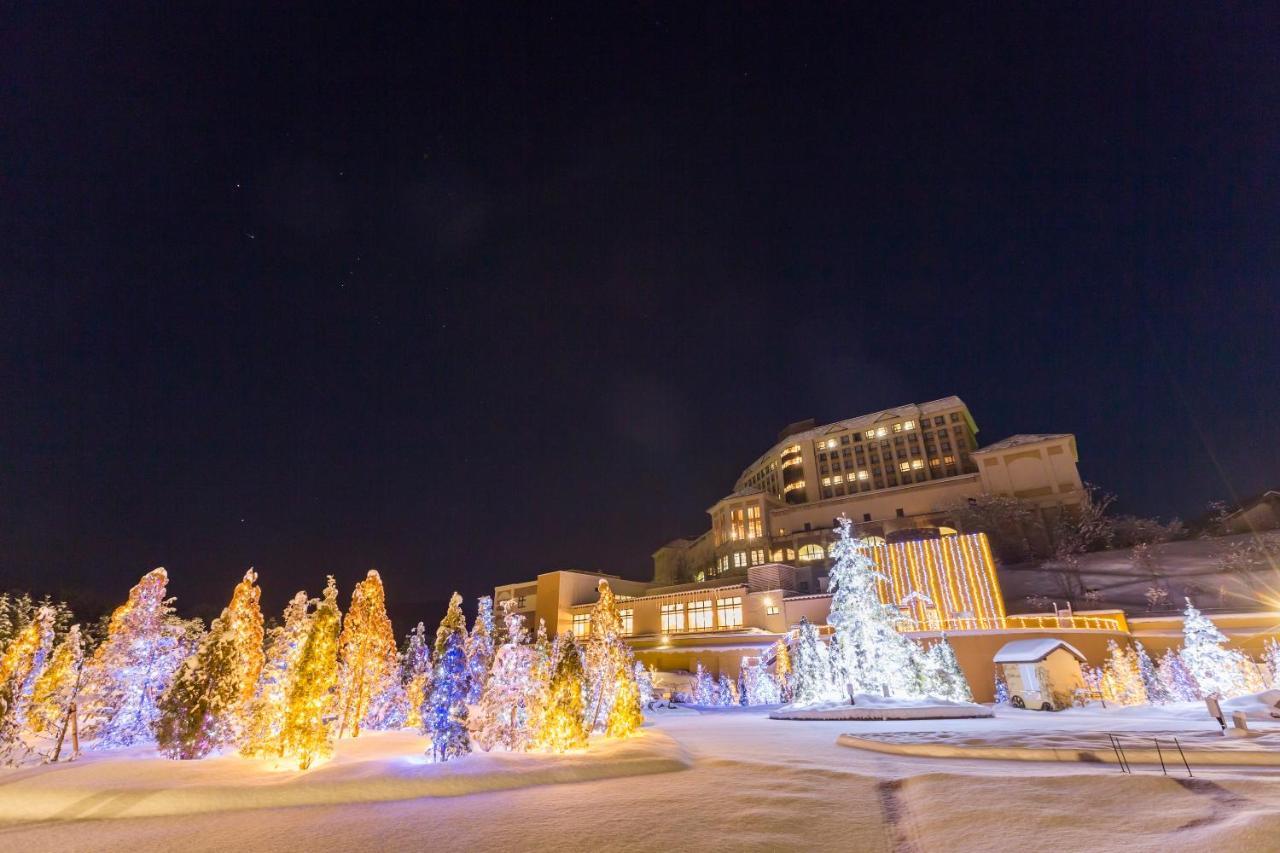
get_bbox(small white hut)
[994,639,1087,711]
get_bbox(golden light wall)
[869,533,1006,627]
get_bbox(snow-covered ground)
[770,693,993,720]
[4,706,1280,852]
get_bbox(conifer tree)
[0,593,12,651]
[1264,638,1280,689]
[469,603,535,751]
[0,606,55,763]
[634,660,655,707]
[1099,640,1147,706]
[791,617,835,705]
[826,516,924,697]
[426,622,470,762]
[280,577,342,770]
[994,668,1010,704]
[401,622,432,730]
[692,661,717,705]
[1157,647,1200,702]
[337,571,401,737]
[1179,598,1255,698]
[81,568,192,747]
[464,596,496,704]
[1134,641,1170,704]
[155,570,265,759]
[772,639,793,702]
[716,674,737,707]
[242,591,311,757]
[925,636,972,703]
[583,580,639,733]
[741,657,782,705]
[433,592,466,658]
[28,624,84,737]
[536,633,588,752]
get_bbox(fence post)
[1154,738,1167,775]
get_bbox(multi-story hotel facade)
[493,397,1278,700]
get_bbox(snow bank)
[1223,689,1280,720]
[771,694,993,720]
[0,729,691,822]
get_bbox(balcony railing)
[898,614,1124,633]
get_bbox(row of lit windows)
[783,480,806,493]
[659,597,743,633]
[814,413,964,453]
[727,506,763,540]
[572,608,635,638]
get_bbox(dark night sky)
[3,5,1278,626]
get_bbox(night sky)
[4,5,1278,626]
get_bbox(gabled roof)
[974,434,1073,454]
[993,638,1086,664]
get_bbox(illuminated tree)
[81,568,193,747]
[536,633,588,753]
[1134,641,1170,704]
[791,618,835,706]
[469,603,536,751]
[994,669,1010,705]
[434,592,466,658]
[741,657,782,706]
[426,620,470,762]
[27,624,84,737]
[280,577,342,770]
[1264,638,1280,689]
[772,639,793,702]
[465,596,495,704]
[827,516,924,697]
[1156,648,1199,702]
[716,674,737,707]
[1178,598,1256,698]
[242,591,311,757]
[924,636,972,703]
[634,660,655,706]
[401,622,431,730]
[0,606,55,763]
[155,570,265,759]
[1099,640,1147,706]
[336,570,401,737]
[583,580,640,734]
[692,661,717,705]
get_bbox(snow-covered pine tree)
[80,568,192,748]
[464,596,495,705]
[1100,640,1147,706]
[401,622,432,730]
[433,593,466,659]
[1178,598,1254,699]
[772,639,793,702]
[1264,638,1280,689]
[469,602,535,752]
[826,516,924,698]
[154,569,265,759]
[925,636,972,703]
[791,618,836,706]
[993,668,1010,705]
[607,653,643,735]
[583,580,640,736]
[536,633,588,753]
[1157,647,1199,702]
[336,570,402,737]
[741,657,782,706]
[27,624,84,738]
[0,606,55,763]
[716,674,737,707]
[242,591,311,757]
[634,661,655,707]
[426,599,471,763]
[0,593,12,651]
[281,577,342,770]
[1134,641,1170,704]
[692,661,717,705]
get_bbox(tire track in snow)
[876,779,919,853]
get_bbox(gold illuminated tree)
[583,580,640,734]
[434,592,466,658]
[773,639,793,702]
[27,624,84,737]
[401,622,431,730]
[536,633,588,753]
[154,570,266,758]
[0,606,55,761]
[280,577,342,769]
[337,570,401,737]
[241,591,312,757]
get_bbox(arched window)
[861,535,886,547]
[770,549,785,561]
[797,544,825,562]
[938,526,958,536]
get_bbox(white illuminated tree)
[1178,598,1256,699]
[790,618,836,705]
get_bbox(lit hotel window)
[858,470,869,480]
[822,476,831,486]
[904,420,915,430]
[620,608,634,636]
[944,455,955,465]
[661,603,685,633]
[874,427,888,438]
[929,458,941,467]
[688,599,713,630]
[730,508,745,540]
[572,613,590,638]
[911,459,924,470]
[765,605,780,616]
[832,474,843,484]
[798,544,825,562]
[733,551,747,568]
[770,549,784,561]
[750,549,765,565]
[783,481,805,493]
[825,439,838,449]
[893,423,903,432]
[782,456,803,468]
[717,596,743,629]
[717,555,729,574]
[899,461,911,472]
[747,506,762,538]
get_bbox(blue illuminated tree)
[426,599,471,763]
